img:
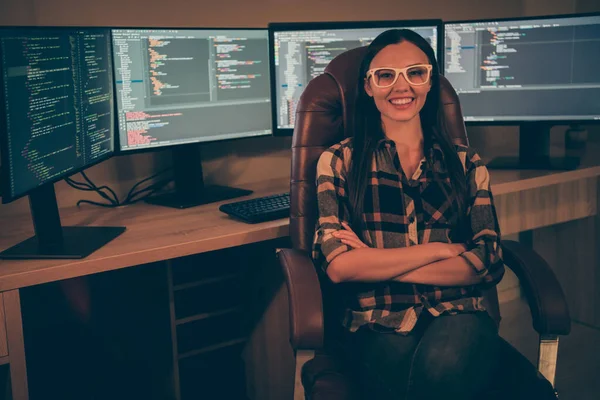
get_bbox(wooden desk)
[0,178,289,400]
[491,166,600,235]
[1,166,600,400]
[0,179,290,292]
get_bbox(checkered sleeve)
[459,147,505,288]
[312,146,352,272]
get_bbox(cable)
[80,171,120,205]
[75,199,120,208]
[123,168,171,204]
[64,178,119,205]
[65,168,173,208]
[65,172,119,207]
[123,177,172,205]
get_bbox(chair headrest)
[290,46,468,252]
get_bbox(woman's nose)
[393,73,411,90]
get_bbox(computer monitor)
[0,27,125,259]
[269,20,444,136]
[444,13,600,169]
[111,28,272,208]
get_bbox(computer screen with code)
[444,14,600,122]
[270,22,441,132]
[0,27,114,202]
[111,28,272,152]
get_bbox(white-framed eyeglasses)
[366,64,433,88]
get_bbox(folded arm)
[327,239,464,283]
[312,148,466,284]
[394,148,505,288]
[393,255,481,286]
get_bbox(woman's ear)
[425,81,432,94]
[364,78,374,97]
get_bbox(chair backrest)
[289,46,501,325]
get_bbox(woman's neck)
[382,116,424,153]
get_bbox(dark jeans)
[343,311,557,400]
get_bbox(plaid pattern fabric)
[312,137,504,334]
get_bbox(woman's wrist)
[431,242,464,260]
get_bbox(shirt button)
[409,216,415,223]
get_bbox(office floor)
[14,276,600,400]
[499,298,600,400]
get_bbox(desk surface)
[2,166,600,292]
[0,179,289,291]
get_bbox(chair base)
[295,350,315,400]
[538,335,559,388]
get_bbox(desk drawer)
[173,277,245,321]
[170,250,242,286]
[176,310,247,355]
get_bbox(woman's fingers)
[332,225,368,249]
[333,230,356,238]
[333,231,360,241]
[340,238,367,249]
[341,221,358,235]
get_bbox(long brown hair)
[348,29,469,240]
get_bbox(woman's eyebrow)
[373,62,427,68]
[405,62,427,67]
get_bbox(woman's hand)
[331,222,368,249]
[444,243,469,258]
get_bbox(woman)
[312,29,557,400]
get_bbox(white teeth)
[390,98,413,105]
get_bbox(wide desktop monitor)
[0,27,124,259]
[269,20,443,136]
[111,27,271,208]
[444,13,600,169]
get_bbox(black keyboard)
[219,192,290,224]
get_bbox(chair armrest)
[277,248,325,350]
[500,240,571,336]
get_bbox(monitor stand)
[0,184,126,260]
[145,144,253,209]
[486,122,581,170]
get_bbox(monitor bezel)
[0,25,116,204]
[109,26,273,155]
[444,11,600,126]
[267,19,444,136]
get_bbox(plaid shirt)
[312,137,504,334]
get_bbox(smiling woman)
[311,29,558,400]
[364,43,433,131]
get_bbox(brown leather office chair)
[277,46,571,400]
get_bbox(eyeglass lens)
[373,66,429,86]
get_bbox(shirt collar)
[376,137,395,150]
[376,138,444,160]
